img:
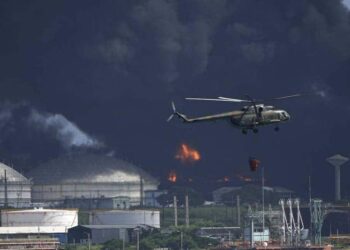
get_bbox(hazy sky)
[0,0,350,200]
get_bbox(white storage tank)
[89,210,160,228]
[1,208,78,228]
[27,154,159,206]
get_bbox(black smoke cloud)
[0,0,350,198]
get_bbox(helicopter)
[167,94,301,134]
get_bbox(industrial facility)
[0,162,31,208]
[27,154,159,207]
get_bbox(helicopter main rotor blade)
[256,94,303,102]
[270,94,302,100]
[186,93,303,103]
[218,96,250,102]
[186,97,249,103]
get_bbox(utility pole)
[236,195,241,227]
[139,176,144,207]
[136,229,140,250]
[180,231,183,250]
[185,195,189,228]
[122,229,125,250]
[174,196,178,227]
[231,195,234,226]
[309,176,313,241]
[4,170,8,209]
[261,165,265,236]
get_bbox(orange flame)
[168,170,177,183]
[236,174,253,182]
[175,144,201,163]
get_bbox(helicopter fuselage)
[230,107,290,129]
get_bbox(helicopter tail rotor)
[167,102,176,122]
[167,102,189,122]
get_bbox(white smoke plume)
[28,109,103,149]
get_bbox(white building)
[27,154,159,206]
[0,163,31,208]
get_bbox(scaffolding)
[279,199,304,246]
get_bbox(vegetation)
[139,227,219,250]
[161,205,244,227]
[102,239,126,250]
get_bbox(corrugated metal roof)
[27,154,158,185]
[0,163,30,183]
[0,226,68,234]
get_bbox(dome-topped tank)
[0,162,31,208]
[28,154,157,184]
[0,162,30,183]
[28,154,159,206]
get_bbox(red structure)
[249,157,260,172]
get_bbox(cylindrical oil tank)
[1,208,78,228]
[89,210,160,228]
[27,154,159,206]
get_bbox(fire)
[236,174,253,182]
[175,143,201,163]
[168,170,177,183]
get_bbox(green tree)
[102,239,124,250]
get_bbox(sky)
[0,0,350,200]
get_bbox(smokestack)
[185,195,189,227]
[326,154,349,201]
[174,195,178,227]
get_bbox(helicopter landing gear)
[274,126,279,132]
[253,128,258,134]
[242,129,247,135]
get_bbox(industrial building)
[212,185,294,204]
[0,162,31,208]
[27,154,159,207]
[68,225,129,244]
[89,209,161,228]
